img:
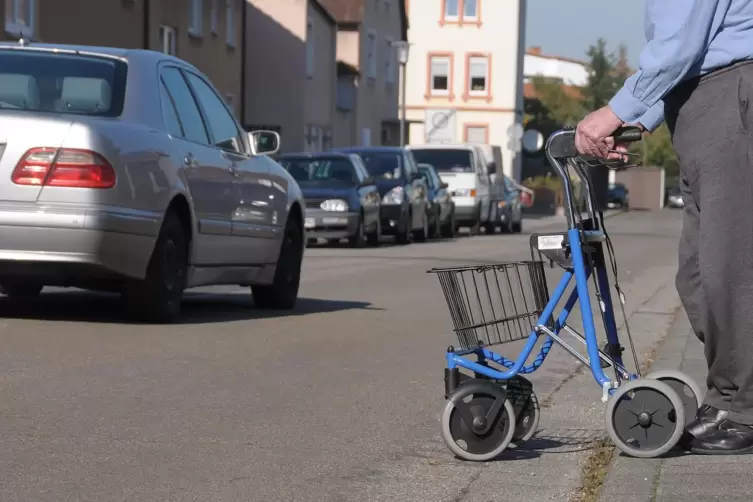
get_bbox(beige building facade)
[403,0,527,178]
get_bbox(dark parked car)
[331,146,430,244]
[417,163,456,238]
[494,175,524,233]
[276,152,381,247]
[607,182,630,209]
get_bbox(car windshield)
[350,151,403,180]
[0,50,127,117]
[278,158,357,185]
[411,149,474,173]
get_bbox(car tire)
[430,209,442,239]
[396,210,411,245]
[512,219,523,233]
[252,216,303,310]
[123,210,187,323]
[0,283,43,298]
[413,211,429,242]
[348,214,367,248]
[367,217,381,247]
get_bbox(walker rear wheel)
[441,379,516,461]
[605,379,685,458]
[644,370,704,428]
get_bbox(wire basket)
[428,261,551,349]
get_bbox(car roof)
[408,144,475,151]
[0,41,199,71]
[277,151,353,159]
[333,146,405,153]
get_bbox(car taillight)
[12,147,116,189]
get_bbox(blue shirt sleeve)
[609,0,730,124]
[637,102,665,132]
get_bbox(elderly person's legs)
[667,60,753,454]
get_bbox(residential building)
[524,46,588,87]
[2,0,243,117]
[321,0,408,147]
[403,0,527,179]
[245,0,337,153]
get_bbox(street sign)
[425,109,456,143]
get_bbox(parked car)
[417,163,456,238]
[331,146,430,244]
[607,182,630,209]
[494,175,524,233]
[275,152,381,247]
[408,144,497,235]
[0,42,306,322]
[666,186,684,208]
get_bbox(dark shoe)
[690,420,753,455]
[677,405,728,449]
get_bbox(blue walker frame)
[444,129,640,398]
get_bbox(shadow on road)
[0,291,380,324]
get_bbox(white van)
[408,143,500,233]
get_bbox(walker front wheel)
[441,379,516,461]
[605,379,685,458]
[644,369,704,427]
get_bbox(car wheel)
[396,210,411,245]
[348,215,367,248]
[252,216,303,310]
[484,222,496,234]
[512,219,523,233]
[413,211,429,242]
[123,210,187,323]
[431,209,442,239]
[442,209,457,238]
[0,283,43,298]
[367,217,381,247]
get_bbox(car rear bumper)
[0,203,159,282]
[453,201,479,224]
[304,210,360,239]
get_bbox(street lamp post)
[393,41,411,147]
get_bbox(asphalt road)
[0,209,684,501]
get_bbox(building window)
[385,36,396,85]
[226,0,235,46]
[211,0,218,34]
[441,0,481,25]
[468,55,489,95]
[444,0,459,20]
[463,0,478,19]
[464,124,488,144]
[5,0,35,37]
[159,26,177,56]
[189,0,203,36]
[366,31,377,80]
[306,16,314,78]
[429,55,450,94]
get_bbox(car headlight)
[320,199,349,211]
[454,188,477,198]
[382,186,404,204]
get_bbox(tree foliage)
[524,38,678,172]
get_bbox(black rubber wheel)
[413,212,429,242]
[506,376,540,445]
[483,222,496,234]
[441,210,457,238]
[348,215,367,248]
[124,211,187,323]
[396,211,411,245]
[0,283,43,298]
[252,216,303,310]
[367,217,381,247]
[512,219,522,233]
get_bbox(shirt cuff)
[609,85,650,124]
[636,102,665,132]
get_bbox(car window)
[411,149,474,173]
[278,158,358,184]
[404,152,419,176]
[184,72,244,154]
[354,151,403,180]
[0,50,126,117]
[351,157,369,181]
[159,79,184,138]
[160,67,209,144]
[418,166,436,189]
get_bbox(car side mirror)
[440,182,449,189]
[360,176,376,187]
[249,130,280,156]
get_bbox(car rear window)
[0,49,127,117]
[410,149,474,173]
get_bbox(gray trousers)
[665,59,753,424]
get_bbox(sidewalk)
[598,313,753,502]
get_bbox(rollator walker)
[428,127,702,460]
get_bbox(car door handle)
[184,154,198,168]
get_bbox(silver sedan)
[0,41,305,322]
